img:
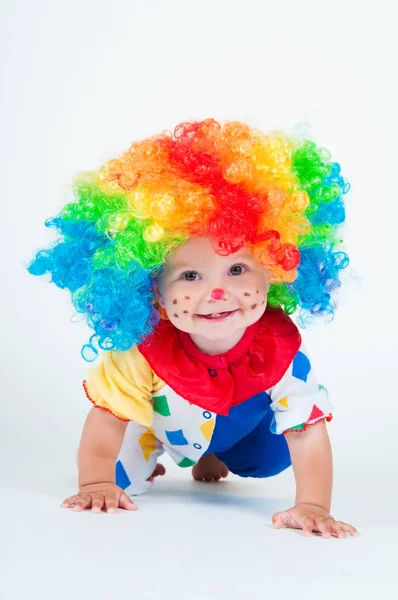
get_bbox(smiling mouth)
[197,309,238,321]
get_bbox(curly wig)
[27,118,350,361]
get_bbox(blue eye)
[182,272,200,281]
[180,265,247,280]
[229,264,247,276]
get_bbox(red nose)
[211,288,225,301]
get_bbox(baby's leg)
[116,421,165,496]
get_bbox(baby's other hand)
[61,482,137,514]
[272,503,359,539]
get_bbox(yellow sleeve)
[82,346,164,427]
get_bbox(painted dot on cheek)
[184,296,190,300]
[251,304,257,310]
[183,310,188,314]
[173,299,178,305]
[173,313,179,318]
[244,292,251,297]
[256,290,259,294]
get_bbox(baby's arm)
[78,406,127,486]
[284,419,332,512]
[269,344,358,537]
[62,407,136,513]
[273,420,357,537]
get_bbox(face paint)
[211,288,225,301]
[155,236,269,354]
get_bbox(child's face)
[155,236,269,347]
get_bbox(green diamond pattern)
[178,457,196,468]
[153,394,171,417]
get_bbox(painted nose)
[210,288,226,301]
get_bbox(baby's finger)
[330,522,347,539]
[72,494,92,511]
[314,519,333,538]
[272,511,290,529]
[338,522,359,536]
[91,493,106,514]
[119,492,137,511]
[302,516,316,536]
[61,495,79,508]
[104,494,118,514]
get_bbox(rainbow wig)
[27,118,350,362]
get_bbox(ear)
[153,278,165,308]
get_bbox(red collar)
[176,317,261,369]
[138,308,301,416]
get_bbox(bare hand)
[272,503,359,538]
[61,482,136,514]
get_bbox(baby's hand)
[61,482,137,514]
[272,503,359,539]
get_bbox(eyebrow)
[169,255,257,272]
[168,263,194,271]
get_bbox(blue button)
[203,411,212,419]
[193,443,202,450]
[208,368,217,377]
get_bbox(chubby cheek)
[242,281,268,313]
[167,294,193,320]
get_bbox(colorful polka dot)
[165,428,189,446]
[139,428,157,462]
[278,397,289,409]
[153,394,171,417]
[115,460,131,490]
[200,418,215,441]
[178,457,196,468]
[285,423,305,432]
[308,405,324,421]
[292,351,311,382]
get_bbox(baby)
[28,118,358,538]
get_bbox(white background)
[1,0,397,598]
